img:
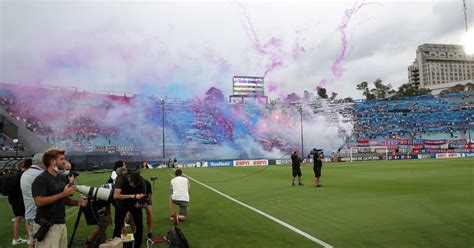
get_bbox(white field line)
[184,173,333,248]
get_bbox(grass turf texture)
[0,158,472,247]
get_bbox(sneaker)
[12,238,27,245]
[292,183,295,186]
[299,183,304,186]
[148,232,153,239]
[171,213,179,225]
[316,184,322,187]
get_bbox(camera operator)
[113,171,147,248]
[310,148,324,187]
[291,150,303,186]
[31,148,87,247]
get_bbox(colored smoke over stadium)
[1,82,352,159]
[1,1,466,158]
[319,1,367,87]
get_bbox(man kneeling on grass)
[169,169,190,224]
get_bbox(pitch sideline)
[184,173,333,248]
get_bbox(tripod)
[69,198,109,248]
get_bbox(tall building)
[229,76,268,104]
[408,44,474,92]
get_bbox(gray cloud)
[0,0,470,99]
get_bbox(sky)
[1,0,472,100]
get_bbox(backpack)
[0,171,20,196]
[166,227,189,248]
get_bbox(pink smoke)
[331,1,366,78]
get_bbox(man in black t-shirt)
[32,148,87,248]
[291,150,303,186]
[310,148,324,187]
[113,172,146,248]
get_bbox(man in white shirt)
[169,169,190,224]
[20,153,44,248]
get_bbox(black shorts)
[8,196,25,217]
[292,167,302,177]
[313,165,322,178]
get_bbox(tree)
[285,92,301,103]
[466,83,474,91]
[393,83,431,98]
[204,87,225,102]
[316,87,328,99]
[440,84,466,95]
[370,79,396,99]
[356,81,375,100]
[357,79,397,100]
[343,97,353,102]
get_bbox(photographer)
[291,150,303,186]
[62,160,78,185]
[32,148,87,247]
[84,167,127,247]
[310,148,324,187]
[113,171,147,248]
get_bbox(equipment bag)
[166,227,189,248]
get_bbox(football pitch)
[0,158,473,247]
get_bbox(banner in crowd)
[207,160,233,167]
[438,153,464,158]
[417,154,434,159]
[387,154,418,160]
[424,140,446,145]
[107,146,117,153]
[341,156,380,161]
[233,159,268,166]
[276,159,292,165]
[95,146,106,152]
[85,145,93,153]
[435,153,463,159]
[117,144,134,152]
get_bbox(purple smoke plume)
[331,1,366,78]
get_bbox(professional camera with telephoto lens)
[76,185,114,202]
[308,148,324,158]
[68,170,80,178]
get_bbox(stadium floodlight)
[13,139,19,157]
[161,97,166,159]
[462,0,474,54]
[349,146,388,162]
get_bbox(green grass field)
[1,158,473,247]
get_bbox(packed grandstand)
[0,82,473,165]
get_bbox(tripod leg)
[68,206,83,248]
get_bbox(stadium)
[1,1,473,248]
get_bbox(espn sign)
[233,160,268,166]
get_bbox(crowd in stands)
[353,94,474,140]
[2,82,471,157]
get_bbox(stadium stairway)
[0,108,50,154]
